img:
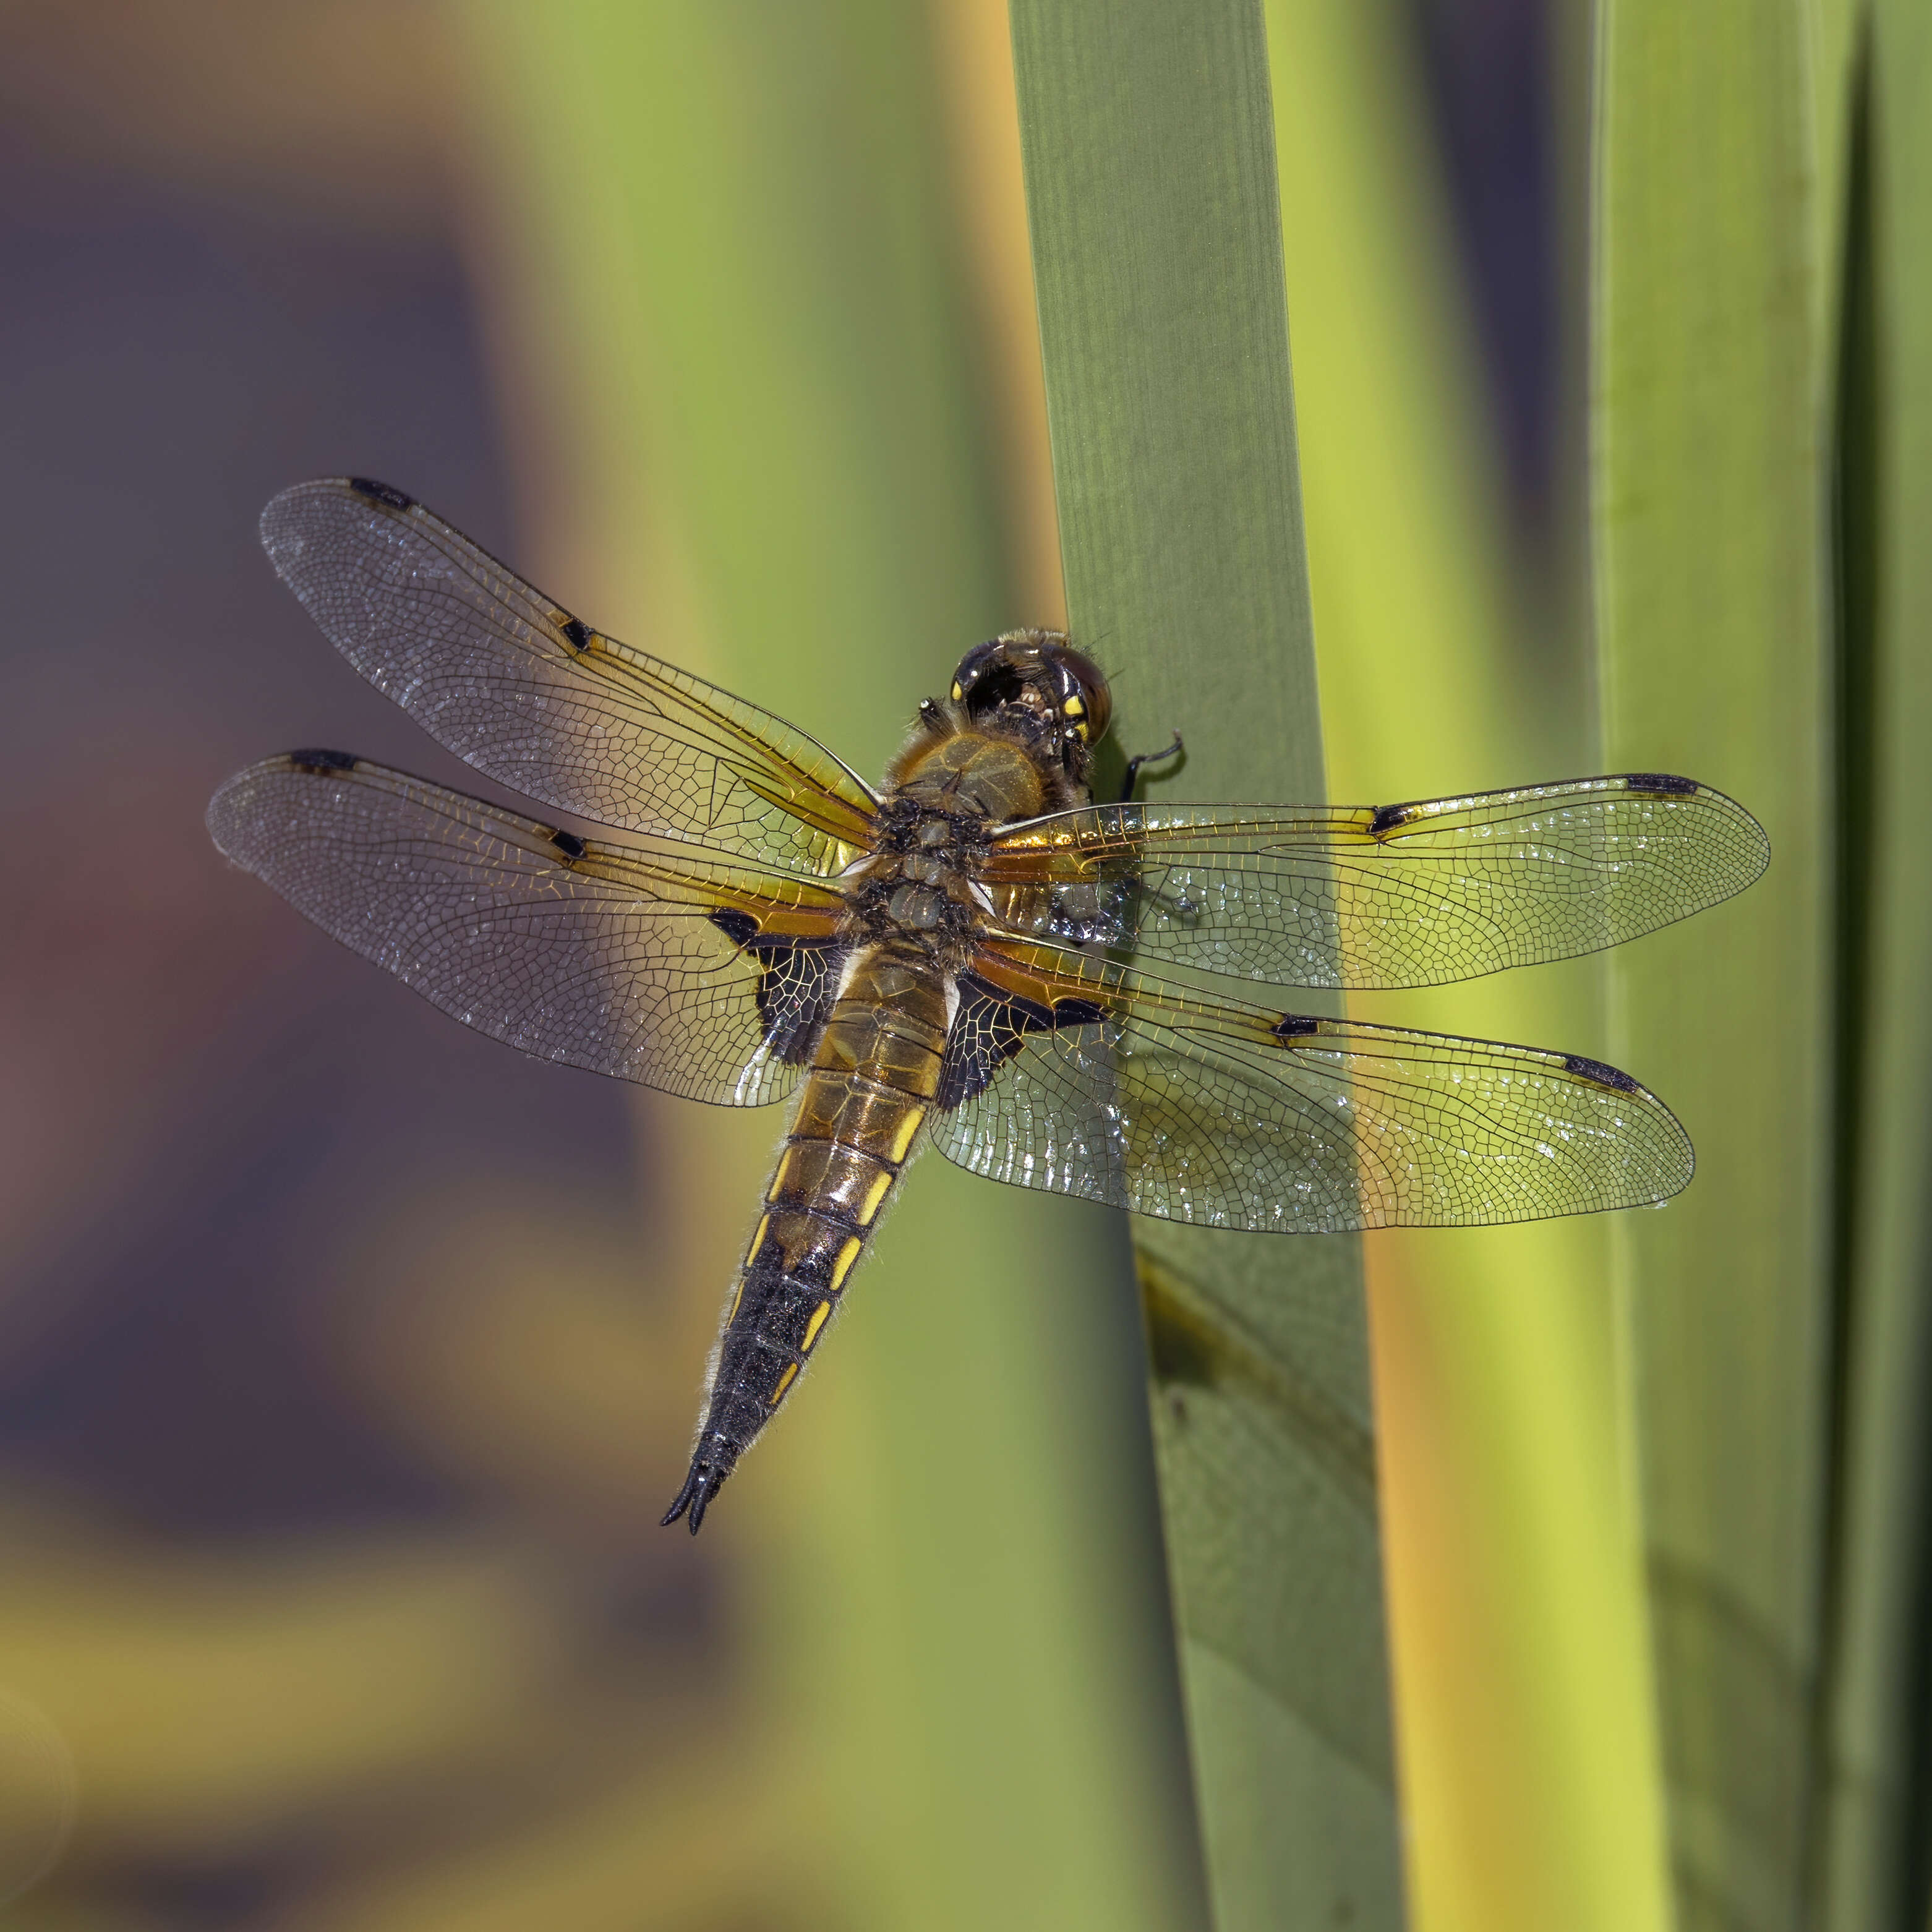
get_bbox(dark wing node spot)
[1622,772,1699,796]
[1273,1014,1321,1040]
[549,829,587,860]
[346,477,414,511]
[1370,802,1419,836]
[937,971,1056,1108]
[704,912,841,1064]
[1563,1053,1640,1093]
[287,748,359,775]
[557,615,594,654]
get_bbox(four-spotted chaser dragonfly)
[209,479,1767,1532]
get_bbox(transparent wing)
[927,939,1693,1231]
[259,478,880,871]
[977,774,1767,988]
[207,752,847,1106]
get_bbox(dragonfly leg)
[1119,730,1184,802]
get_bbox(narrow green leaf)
[1816,11,1932,1928]
[1592,6,1840,1927]
[1263,2,1673,1925]
[1008,4,1404,1927]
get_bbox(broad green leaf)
[453,7,1196,1930]
[1815,11,1932,1928]
[1008,4,1403,1927]
[1592,6,1841,1927]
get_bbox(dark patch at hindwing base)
[707,910,845,1066]
[936,970,1109,1108]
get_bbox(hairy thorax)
[840,727,1070,975]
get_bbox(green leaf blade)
[1009,3,1404,1926]
[1592,5,1841,1926]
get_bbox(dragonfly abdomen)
[662,944,951,1532]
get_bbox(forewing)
[208,752,847,1105]
[259,479,879,870]
[978,775,1767,988]
[927,940,1693,1231]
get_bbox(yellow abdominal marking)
[771,1362,800,1404]
[857,1168,894,1225]
[802,1300,833,1351]
[830,1236,865,1292]
[888,1108,926,1164]
[764,1150,796,1202]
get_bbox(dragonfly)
[208,478,1768,1532]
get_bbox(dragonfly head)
[949,630,1113,768]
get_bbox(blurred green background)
[0,4,1920,1930]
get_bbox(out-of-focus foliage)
[1593,6,1843,1928]
[1816,7,1932,1930]
[1007,3,1399,1928]
[449,6,1201,1930]
[2,6,1930,1932]
[0,3,1195,1928]
[1264,2,1673,1928]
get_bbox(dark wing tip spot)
[708,908,759,948]
[1273,1014,1320,1040]
[1621,772,1699,797]
[550,829,587,861]
[1370,801,1420,837]
[346,477,416,511]
[286,748,359,775]
[1563,1053,1641,1093]
[557,615,594,653]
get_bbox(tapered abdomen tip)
[660,1460,727,1534]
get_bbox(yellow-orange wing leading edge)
[928,936,1693,1233]
[208,754,846,1108]
[260,479,881,873]
[977,777,1767,989]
